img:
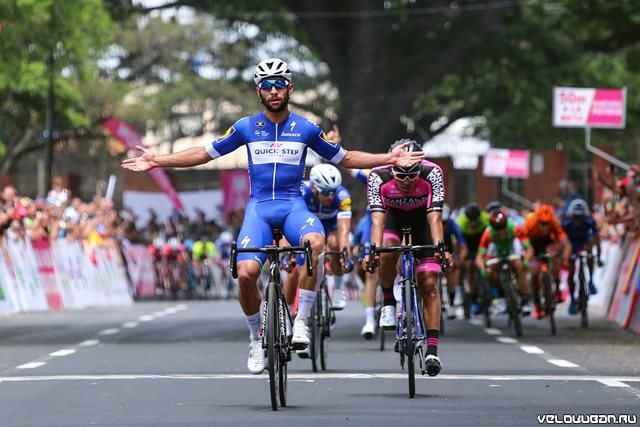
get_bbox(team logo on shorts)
[256,121,265,128]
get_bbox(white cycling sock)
[245,311,261,341]
[333,274,344,290]
[365,306,375,325]
[296,289,316,321]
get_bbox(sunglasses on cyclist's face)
[392,170,419,182]
[318,188,336,196]
[538,221,550,227]
[258,79,289,90]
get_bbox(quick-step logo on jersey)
[247,141,305,165]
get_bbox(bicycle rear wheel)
[404,281,416,398]
[266,283,280,411]
[375,286,385,351]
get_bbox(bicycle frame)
[486,254,522,337]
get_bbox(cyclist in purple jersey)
[363,139,453,376]
[561,199,601,315]
[122,58,425,375]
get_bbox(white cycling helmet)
[253,58,292,85]
[567,199,590,216]
[219,231,234,244]
[310,164,342,192]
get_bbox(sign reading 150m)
[553,87,626,129]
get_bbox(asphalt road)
[0,298,638,426]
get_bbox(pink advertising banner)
[31,239,64,309]
[482,149,530,179]
[103,118,185,212]
[220,169,250,223]
[553,87,626,128]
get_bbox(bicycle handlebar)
[230,240,313,279]
[366,240,447,273]
[485,254,521,267]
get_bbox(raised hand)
[390,142,424,169]
[326,124,342,145]
[121,145,159,172]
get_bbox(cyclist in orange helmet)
[522,204,572,319]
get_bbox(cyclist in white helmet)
[284,163,354,314]
[122,57,425,375]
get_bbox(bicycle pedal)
[291,342,308,351]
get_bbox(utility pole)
[44,6,56,193]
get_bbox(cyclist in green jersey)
[475,209,531,315]
[456,203,490,313]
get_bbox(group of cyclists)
[122,57,603,381]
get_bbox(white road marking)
[79,340,100,347]
[1,373,640,382]
[520,345,544,354]
[489,384,501,387]
[15,362,46,370]
[469,319,483,326]
[164,308,178,314]
[122,322,138,328]
[496,337,518,344]
[547,359,580,368]
[597,379,630,388]
[49,349,76,357]
[153,312,167,317]
[484,328,502,335]
[138,315,155,322]
[175,304,187,310]
[98,328,120,336]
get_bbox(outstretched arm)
[121,146,211,172]
[339,143,424,169]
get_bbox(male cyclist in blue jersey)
[122,58,425,375]
[561,199,602,315]
[283,163,354,311]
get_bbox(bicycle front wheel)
[320,285,330,371]
[542,272,556,336]
[404,281,416,398]
[578,266,589,329]
[503,271,522,338]
[310,298,320,372]
[266,283,280,411]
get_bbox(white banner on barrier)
[0,248,19,314]
[4,238,48,311]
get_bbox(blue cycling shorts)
[236,198,325,265]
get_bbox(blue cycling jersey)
[561,215,598,252]
[206,112,346,202]
[444,220,466,252]
[300,181,352,234]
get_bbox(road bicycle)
[571,250,592,329]
[537,253,557,336]
[485,254,523,337]
[230,229,312,411]
[368,227,446,398]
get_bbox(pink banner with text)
[553,87,626,128]
[220,169,250,224]
[103,118,185,212]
